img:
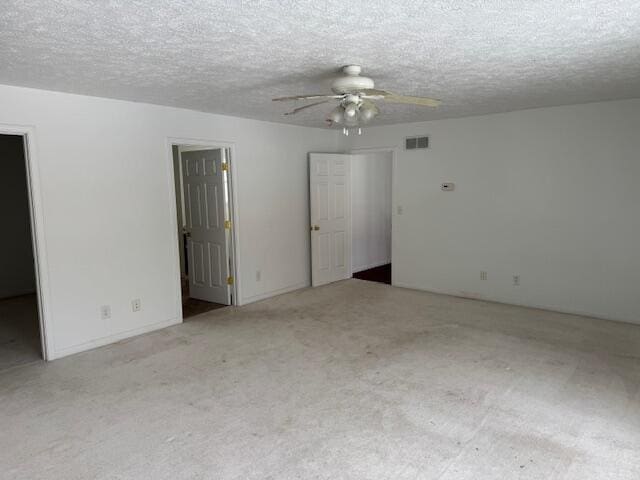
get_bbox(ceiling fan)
[272,65,441,134]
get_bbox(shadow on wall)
[0,134,36,299]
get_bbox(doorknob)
[310,225,320,231]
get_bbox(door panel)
[309,153,351,287]
[181,149,231,304]
[316,183,330,220]
[191,241,206,285]
[334,231,346,268]
[318,233,331,271]
[209,243,222,286]
[205,184,219,228]
[334,182,346,219]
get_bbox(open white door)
[182,149,231,305]
[309,153,351,287]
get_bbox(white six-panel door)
[309,153,351,287]
[181,149,231,305]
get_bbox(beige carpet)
[0,294,41,372]
[1,280,640,479]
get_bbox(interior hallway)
[0,294,41,372]
[353,263,392,285]
[2,280,640,479]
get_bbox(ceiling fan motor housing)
[331,65,375,94]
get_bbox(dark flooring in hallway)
[0,294,41,371]
[182,297,226,319]
[352,263,391,285]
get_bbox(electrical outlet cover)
[100,305,111,320]
[132,299,141,312]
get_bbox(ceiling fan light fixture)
[328,106,345,124]
[343,102,359,119]
[359,103,378,123]
[344,117,359,128]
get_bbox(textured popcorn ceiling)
[2,0,640,127]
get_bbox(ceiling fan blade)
[284,100,330,116]
[360,88,441,107]
[359,88,393,97]
[273,94,341,102]
[383,95,441,107]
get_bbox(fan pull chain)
[342,127,363,136]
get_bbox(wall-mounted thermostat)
[441,182,455,191]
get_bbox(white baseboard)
[392,281,638,326]
[352,260,391,274]
[50,317,182,360]
[50,282,310,359]
[240,281,309,305]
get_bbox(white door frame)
[0,124,53,360]
[349,146,398,286]
[166,137,241,319]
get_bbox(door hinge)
[224,220,231,229]
[221,163,228,171]
[227,276,234,285]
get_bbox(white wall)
[0,84,340,359]
[0,134,36,298]
[351,152,392,272]
[348,99,640,324]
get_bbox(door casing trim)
[166,136,241,322]
[0,124,53,360]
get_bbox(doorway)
[0,134,43,369]
[350,150,393,285]
[171,143,237,319]
[309,150,393,287]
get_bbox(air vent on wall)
[405,135,429,150]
